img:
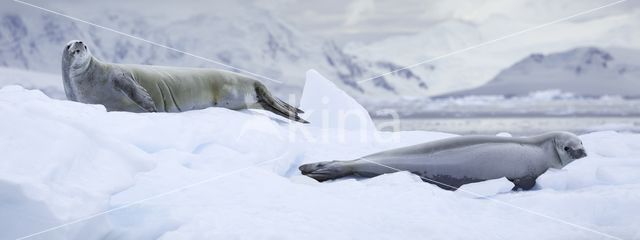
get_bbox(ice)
[0,70,639,239]
[300,69,376,131]
[496,132,512,137]
[366,91,640,118]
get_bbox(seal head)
[552,131,587,168]
[63,40,91,70]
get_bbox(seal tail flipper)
[254,82,309,123]
[275,97,304,113]
[299,160,353,182]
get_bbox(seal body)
[300,132,587,190]
[61,40,307,123]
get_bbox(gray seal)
[61,40,308,123]
[300,131,587,190]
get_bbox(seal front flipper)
[61,41,79,101]
[508,176,538,191]
[113,73,157,112]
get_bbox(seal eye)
[564,146,570,151]
[84,46,87,50]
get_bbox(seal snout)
[567,147,587,159]
[574,148,587,159]
[66,40,87,56]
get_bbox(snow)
[456,177,514,198]
[0,70,639,239]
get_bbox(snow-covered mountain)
[345,4,640,96]
[0,1,428,99]
[438,47,640,98]
[4,0,640,100]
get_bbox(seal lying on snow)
[61,40,308,123]
[300,132,587,190]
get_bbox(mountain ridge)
[436,47,640,98]
[0,2,429,99]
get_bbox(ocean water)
[373,116,640,136]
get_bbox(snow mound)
[1,79,640,239]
